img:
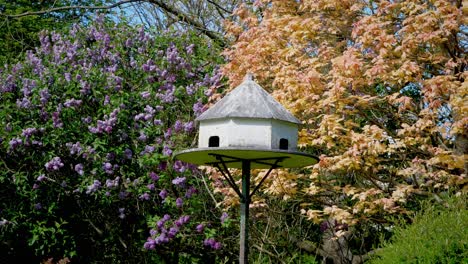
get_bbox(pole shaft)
[239,160,250,264]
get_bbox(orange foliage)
[222,0,467,225]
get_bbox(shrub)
[0,16,236,263]
[370,195,468,264]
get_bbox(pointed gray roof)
[196,74,301,124]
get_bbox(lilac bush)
[0,18,235,263]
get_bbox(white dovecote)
[196,74,300,151]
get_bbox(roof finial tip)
[244,72,254,81]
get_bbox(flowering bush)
[0,17,236,262]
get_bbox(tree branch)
[1,0,226,45]
[1,0,142,18]
[147,0,225,46]
[206,0,232,14]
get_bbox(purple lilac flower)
[220,212,229,224]
[140,91,151,99]
[103,162,114,174]
[176,197,183,208]
[159,189,168,200]
[39,108,49,120]
[45,157,64,171]
[88,108,119,134]
[64,72,72,82]
[105,177,120,188]
[32,140,43,146]
[21,127,38,138]
[156,220,165,230]
[82,116,92,124]
[167,226,179,238]
[143,145,155,155]
[173,120,183,132]
[138,131,147,142]
[103,95,110,105]
[159,89,174,103]
[80,80,90,94]
[106,64,117,73]
[153,119,163,126]
[64,98,82,108]
[9,138,22,150]
[172,177,186,187]
[86,180,101,194]
[139,193,150,201]
[144,239,156,250]
[163,214,171,221]
[147,183,155,191]
[124,148,133,159]
[162,145,172,156]
[144,104,155,114]
[34,203,42,210]
[39,33,51,53]
[212,241,222,250]
[204,88,213,97]
[33,183,40,189]
[204,238,222,250]
[173,160,187,173]
[166,44,181,65]
[66,142,83,155]
[196,224,204,233]
[142,59,156,72]
[16,98,31,109]
[144,113,152,121]
[134,113,145,122]
[184,121,194,133]
[186,84,196,95]
[75,163,84,176]
[149,229,157,236]
[155,233,169,244]
[150,172,159,181]
[36,174,46,182]
[26,51,44,76]
[52,112,63,128]
[193,100,204,115]
[39,89,50,104]
[178,215,190,226]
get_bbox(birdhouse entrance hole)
[279,138,288,150]
[209,136,220,147]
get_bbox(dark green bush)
[370,195,467,264]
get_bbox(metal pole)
[239,160,250,264]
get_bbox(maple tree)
[223,0,467,261]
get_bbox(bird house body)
[198,118,297,150]
[196,74,300,151]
